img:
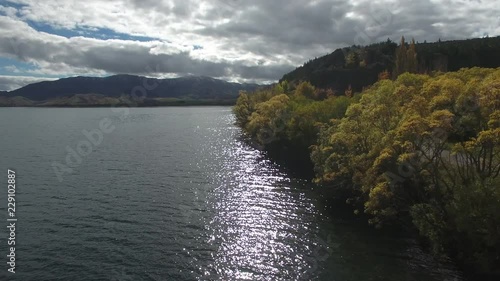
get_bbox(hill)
[0,75,259,106]
[281,36,500,94]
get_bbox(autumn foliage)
[235,67,500,276]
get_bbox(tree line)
[281,36,500,95]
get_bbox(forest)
[281,36,500,94]
[234,38,500,278]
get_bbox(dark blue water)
[0,107,464,280]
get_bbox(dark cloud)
[0,16,289,82]
[0,0,499,90]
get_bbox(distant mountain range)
[0,75,260,106]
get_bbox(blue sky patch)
[26,20,158,42]
[1,2,158,42]
[0,1,25,13]
[0,57,37,75]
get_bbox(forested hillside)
[281,36,500,94]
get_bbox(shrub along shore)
[234,67,500,278]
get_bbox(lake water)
[0,107,465,280]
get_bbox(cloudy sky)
[0,0,499,91]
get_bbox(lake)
[0,107,465,280]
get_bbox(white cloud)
[0,0,499,88]
[0,14,294,84]
[0,75,57,91]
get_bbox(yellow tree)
[393,36,407,78]
[233,91,251,127]
[407,38,418,73]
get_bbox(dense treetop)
[235,66,500,278]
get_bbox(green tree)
[294,81,316,99]
[246,94,291,145]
